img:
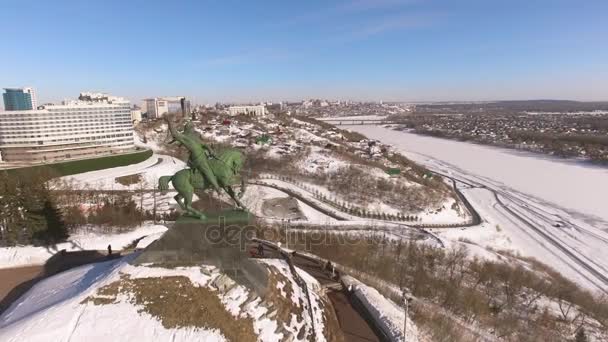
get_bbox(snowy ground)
[0,250,329,342]
[0,256,225,342]
[241,184,339,225]
[346,125,608,293]
[295,146,349,174]
[0,224,168,269]
[260,259,328,341]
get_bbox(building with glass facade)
[143,96,190,119]
[0,93,134,162]
[3,87,37,111]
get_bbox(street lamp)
[402,288,412,342]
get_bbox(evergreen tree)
[33,200,68,244]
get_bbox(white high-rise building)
[0,92,134,163]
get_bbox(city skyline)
[1,0,607,107]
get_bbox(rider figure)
[182,122,217,167]
[167,119,221,193]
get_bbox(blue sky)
[1,0,607,105]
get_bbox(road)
[494,191,608,292]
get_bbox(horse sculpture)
[158,119,247,220]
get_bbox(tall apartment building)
[0,92,134,163]
[143,96,190,119]
[3,87,37,110]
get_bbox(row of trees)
[62,197,148,229]
[508,130,608,162]
[263,174,425,221]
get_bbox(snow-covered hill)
[0,253,335,342]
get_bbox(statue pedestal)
[178,209,251,225]
[131,211,268,296]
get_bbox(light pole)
[403,296,408,342]
[282,219,288,249]
[402,288,411,342]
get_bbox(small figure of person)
[107,244,112,256]
[257,243,264,257]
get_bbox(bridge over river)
[317,118,401,126]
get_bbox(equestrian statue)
[158,118,247,220]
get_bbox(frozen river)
[347,125,608,292]
[348,125,608,229]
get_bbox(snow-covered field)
[346,125,608,293]
[0,224,167,269]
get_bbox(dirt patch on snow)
[83,274,257,341]
[263,265,306,337]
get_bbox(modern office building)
[0,92,134,163]
[3,87,37,111]
[143,96,190,119]
[228,105,266,116]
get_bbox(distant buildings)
[143,96,190,119]
[131,107,142,123]
[0,92,134,163]
[228,105,266,116]
[3,87,37,111]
